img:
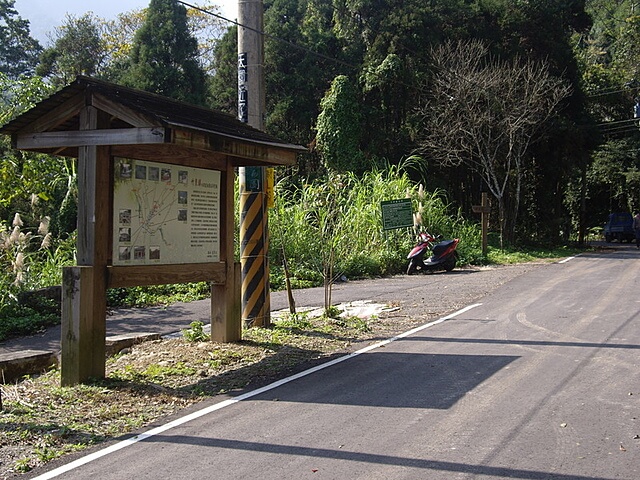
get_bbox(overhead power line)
[177,0,429,95]
[177,0,357,71]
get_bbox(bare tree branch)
[414,39,571,244]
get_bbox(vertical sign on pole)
[238,53,248,124]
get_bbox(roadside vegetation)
[0,166,472,341]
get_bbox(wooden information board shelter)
[0,76,303,385]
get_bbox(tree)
[315,75,366,173]
[105,2,226,77]
[583,138,640,215]
[415,40,571,245]
[36,13,107,86]
[117,0,207,105]
[185,1,229,76]
[0,0,42,78]
[264,0,344,140]
[0,74,74,234]
[332,0,481,162]
[573,1,640,233]
[208,25,237,114]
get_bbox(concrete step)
[1,332,162,383]
[0,349,59,383]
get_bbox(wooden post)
[211,159,241,342]
[60,106,110,385]
[472,192,491,257]
[61,266,102,385]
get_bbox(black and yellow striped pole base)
[239,166,270,328]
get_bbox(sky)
[14,0,239,44]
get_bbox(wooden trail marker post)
[0,76,304,385]
[472,192,491,256]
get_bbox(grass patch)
[485,245,583,264]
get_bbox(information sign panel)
[381,198,414,231]
[112,157,220,265]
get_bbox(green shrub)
[0,303,59,341]
[107,282,210,308]
[341,253,383,279]
[182,321,210,342]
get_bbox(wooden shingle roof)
[0,76,305,167]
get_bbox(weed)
[275,311,312,330]
[13,458,32,473]
[344,316,371,333]
[182,321,210,342]
[34,445,58,463]
[323,305,343,319]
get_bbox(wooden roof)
[0,76,305,167]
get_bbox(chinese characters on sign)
[238,52,248,123]
[381,198,414,231]
[112,157,221,265]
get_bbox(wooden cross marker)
[472,192,490,256]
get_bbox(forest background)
[1,0,639,338]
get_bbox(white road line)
[34,302,482,480]
[558,255,578,264]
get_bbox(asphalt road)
[0,260,532,354]
[30,245,640,479]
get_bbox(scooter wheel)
[444,256,456,272]
[407,259,418,275]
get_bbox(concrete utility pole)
[238,0,270,327]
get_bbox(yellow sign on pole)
[266,167,275,208]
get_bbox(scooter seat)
[431,239,455,257]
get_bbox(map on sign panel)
[112,157,221,266]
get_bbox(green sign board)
[245,166,262,192]
[381,198,414,231]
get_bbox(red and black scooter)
[406,230,459,274]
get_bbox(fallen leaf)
[620,444,626,452]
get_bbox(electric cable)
[178,0,357,71]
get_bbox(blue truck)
[604,212,635,243]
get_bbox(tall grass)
[0,214,72,340]
[268,167,481,289]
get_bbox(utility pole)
[238,0,270,327]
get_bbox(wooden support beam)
[111,144,227,171]
[61,266,106,385]
[60,106,110,386]
[20,92,85,134]
[171,129,301,166]
[15,127,166,149]
[108,262,226,288]
[211,159,241,342]
[91,93,157,128]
